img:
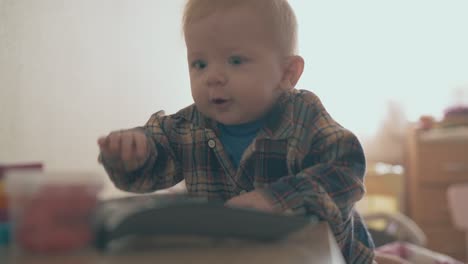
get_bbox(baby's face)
[185,5,285,125]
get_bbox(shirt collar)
[175,90,296,140]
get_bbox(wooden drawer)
[417,141,468,184]
[412,187,453,226]
[450,251,467,263]
[422,225,466,259]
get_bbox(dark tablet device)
[92,194,317,251]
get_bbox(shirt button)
[208,139,216,149]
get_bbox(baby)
[98,0,374,262]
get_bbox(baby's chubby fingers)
[120,130,148,161]
[225,191,277,213]
[97,135,114,157]
[97,130,124,159]
[133,132,148,161]
[97,137,108,153]
[120,132,134,162]
[108,131,122,154]
[97,129,149,171]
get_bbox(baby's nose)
[206,67,227,87]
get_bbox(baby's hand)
[97,129,149,171]
[225,190,277,213]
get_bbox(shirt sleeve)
[100,111,183,193]
[259,126,373,262]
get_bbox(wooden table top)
[1,222,345,264]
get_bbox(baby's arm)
[257,127,372,262]
[98,111,183,193]
[260,128,366,217]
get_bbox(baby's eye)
[228,56,246,66]
[191,60,207,70]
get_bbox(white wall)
[1,0,467,195]
[289,0,468,135]
[0,0,191,195]
[0,0,190,167]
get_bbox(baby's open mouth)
[212,98,229,104]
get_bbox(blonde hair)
[182,0,298,56]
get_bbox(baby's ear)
[280,55,304,90]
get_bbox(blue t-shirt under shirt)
[217,119,264,168]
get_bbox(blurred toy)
[16,184,99,253]
[418,115,435,130]
[5,170,101,253]
[0,163,43,246]
[441,106,468,127]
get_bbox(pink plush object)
[376,242,464,264]
[448,184,468,231]
[444,106,468,117]
[16,184,99,253]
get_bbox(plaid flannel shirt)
[102,89,375,263]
